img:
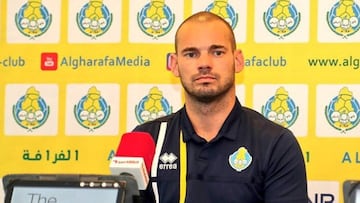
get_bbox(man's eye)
[213,50,224,56]
[184,52,197,58]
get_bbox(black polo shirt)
[133,98,308,203]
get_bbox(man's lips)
[195,75,216,81]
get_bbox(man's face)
[171,20,243,103]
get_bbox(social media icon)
[41,52,58,70]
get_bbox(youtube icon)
[41,52,58,71]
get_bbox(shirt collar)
[180,98,243,143]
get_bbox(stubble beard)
[182,76,235,104]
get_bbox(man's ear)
[234,50,244,73]
[168,53,180,77]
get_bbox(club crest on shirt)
[228,147,252,172]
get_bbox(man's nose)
[197,54,212,70]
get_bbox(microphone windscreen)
[115,132,155,173]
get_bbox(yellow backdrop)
[1,0,360,202]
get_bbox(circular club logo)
[76,0,113,39]
[137,0,175,39]
[74,86,110,131]
[12,87,50,131]
[205,1,238,29]
[262,87,299,128]
[263,0,300,39]
[135,87,172,124]
[326,0,360,38]
[15,0,52,39]
[325,87,360,133]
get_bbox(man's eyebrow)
[180,47,198,53]
[180,45,227,53]
[209,44,227,50]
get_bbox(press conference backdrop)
[1,0,360,202]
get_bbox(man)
[133,11,308,203]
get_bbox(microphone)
[110,132,155,190]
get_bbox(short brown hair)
[174,11,236,52]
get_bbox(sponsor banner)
[2,1,360,202]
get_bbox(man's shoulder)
[142,113,177,126]
[241,106,273,124]
[240,106,293,136]
[132,112,179,134]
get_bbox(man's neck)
[185,94,236,141]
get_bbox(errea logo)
[159,152,178,170]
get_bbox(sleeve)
[264,129,308,203]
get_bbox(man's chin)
[193,92,220,103]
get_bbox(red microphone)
[110,132,155,190]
